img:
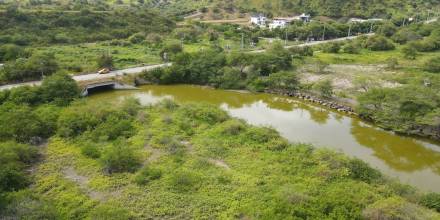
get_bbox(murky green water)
[87,85,440,192]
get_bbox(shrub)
[266,138,289,151]
[423,56,440,73]
[0,44,27,62]
[159,41,183,61]
[385,58,398,70]
[176,103,229,125]
[363,197,437,220]
[420,193,440,212]
[377,22,397,37]
[412,39,438,52]
[347,158,381,183]
[57,105,100,138]
[392,29,421,44]
[365,35,395,51]
[266,71,299,91]
[322,42,341,53]
[0,142,38,192]
[169,170,201,192]
[216,67,244,89]
[92,112,135,141]
[89,203,132,220]
[221,120,247,135]
[0,52,58,83]
[81,143,101,159]
[101,145,141,174]
[401,44,417,60]
[342,42,360,54]
[134,166,162,185]
[289,46,313,58]
[0,103,44,143]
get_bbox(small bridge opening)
[81,81,116,96]
[85,84,115,95]
[81,81,137,96]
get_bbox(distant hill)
[234,0,440,18]
[1,0,439,18]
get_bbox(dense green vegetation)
[1,91,439,218]
[0,7,174,46]
[2,0,439,19]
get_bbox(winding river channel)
[88,85,440,192]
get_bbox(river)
[87,85,440,192]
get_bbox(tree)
[40,73,79,106]
[96,53,114,69]
[227,52,252,75]
[365,35,395,51]
[392,29,421,44]
[313,79,333,98]
[26,52,58,78]
[0,44,26,62]
[0,103,43,143]
[128,33,145,44]
[159,42,183,61]
[266,71,299,91]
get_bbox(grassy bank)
[3,99,437,219]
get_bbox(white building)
[250,14,267,27]
[269,19,288,29]
[292,13,311,22]
[349,18,384,23]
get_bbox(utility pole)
[402,18,406,26]
[347,23,352,37]
[285,28,288,46]
[181,33,185,49]
[369,22,374,33]
[322,24,326,41]
[241,33,244,50]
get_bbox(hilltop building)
[250,14,267,27]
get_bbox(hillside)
[2,0,439,18]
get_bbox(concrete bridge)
[80,80,137,96]
[0,63,171,91]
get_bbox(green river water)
[87,85,440,192]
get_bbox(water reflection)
[87,85,440,192]
[351,120,440,174]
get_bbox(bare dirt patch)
[63,167,107,201]
[299,64,402,91]
[144,145,165,164]
[207,159,231,170]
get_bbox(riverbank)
[266,88,440,141]
[17,97,439,219]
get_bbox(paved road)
[0,34,373,91]
[0,63,171,91]
[251,33,375,53]
[425,17,439,24]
